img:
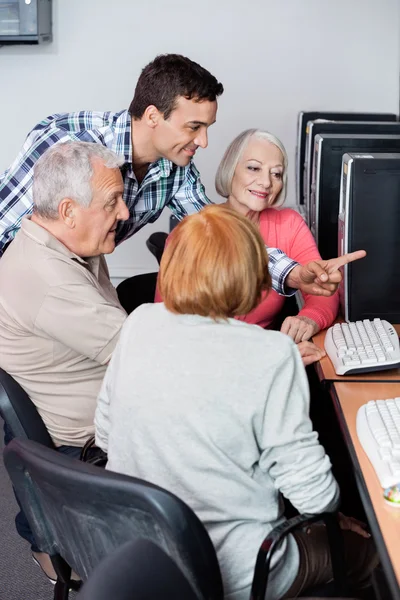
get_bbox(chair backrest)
[145,232,168,265]
[77,538,199,600]
[4,438,224,600]
[0,368,55,448]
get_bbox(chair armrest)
[250,512,348,600]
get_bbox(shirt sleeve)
[267,248,298,296]
[0,123,107,256]
[257,341,340,514]
[34,282,126,365]
[166,162,212,220]
[285,212,339,329]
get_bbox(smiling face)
[151,96,218,167]
[228,137,285,216]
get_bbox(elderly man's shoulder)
[0,232,102,293]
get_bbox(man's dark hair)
[129,54,224,120]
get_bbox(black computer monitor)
[338,152,400,322]
[296,111,397,206]
[311,133,400,259]
[304,121,400,221]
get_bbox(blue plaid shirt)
[0,110,297,294]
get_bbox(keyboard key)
[390,461,400,478]
[380,447,392,460]
[361,357,376,365]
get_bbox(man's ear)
[59,198,76,228]
[143,105,163,129]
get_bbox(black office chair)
[0,367,55,447]
[77,538,199,600]
[0,369,84,596]
[77,538,355,600]
[4,438,351,600]
[146,231,168,265]
[252,513,349,599]
[3,438,224,600]
[169,214,180,232]
[116,272,158,315]
[116,232,168,314]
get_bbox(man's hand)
[286,250,366,297]
[297,341,326,367]
[281,316,319,343]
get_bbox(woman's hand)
[297,341,325,367]
[338,512,371,538]
[281,315,319,343]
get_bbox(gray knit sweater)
[95,303,340,599]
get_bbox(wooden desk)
[312,324,400,384]
[332,382,400,599]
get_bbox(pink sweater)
[236,208,339,330]
[155,207,339,331]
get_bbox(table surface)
[332,381,400,598]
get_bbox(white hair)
[215,129,288,207]
[32,141,125,219]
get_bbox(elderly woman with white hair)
[215,128,339,365]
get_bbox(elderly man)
[0,141,128,579]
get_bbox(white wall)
[0,0,399,282]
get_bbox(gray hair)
[215,129,288,207]
[33,141,125,219]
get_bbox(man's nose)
[118,199,129,221]
[194,129,208,149]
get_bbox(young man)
[0,54,222,255]
[0,52,364,297]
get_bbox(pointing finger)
[329,250,367,270]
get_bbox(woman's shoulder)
[260,206,305,226]
[123,302,166,332]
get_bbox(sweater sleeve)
[257,340,340,514]
[285,211,339,330]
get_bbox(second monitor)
[338,152,400,323]
[303,120,400,219]
[310,133,400,259]
[296,111,397,205]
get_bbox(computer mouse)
[384,483,400,507]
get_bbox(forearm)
[260,343,340,514]
[298,292,339,331]
[272,439,340,514]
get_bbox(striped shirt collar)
[109,110,173,178]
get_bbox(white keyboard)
[357,398,400,488]
[324,319,400,375]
